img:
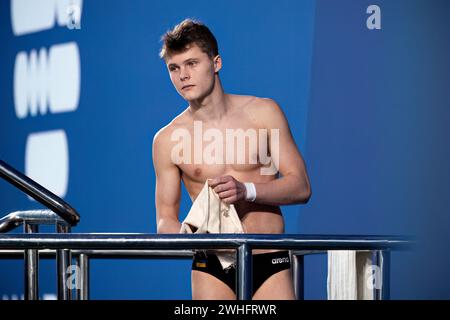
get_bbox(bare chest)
[172,121,272,182]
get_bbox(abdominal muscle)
[235,201,285,254]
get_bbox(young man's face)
[166,43,221,102]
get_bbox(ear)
[213,55,222,73]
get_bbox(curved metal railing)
[0,160,80,226]
[0,210,68,233]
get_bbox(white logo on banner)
[13,42,80,119]
[366,5,381,30]
[10,0,81,203]
[25,130,69,198]
[11,0,83,36]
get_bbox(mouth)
[181,85,195,90]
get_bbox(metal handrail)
[0,210,69,233]
[0,233,413,300]
[0,233,413,250]
[0,249,195,259]
[0,249,323,259]
[0,160,80,226]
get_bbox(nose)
[179,66,190,81]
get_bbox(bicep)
[152,134,181,223]
[265,100,308,178]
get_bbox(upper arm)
[152,128,181,226]
[259,99,310,183]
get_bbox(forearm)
[157,217,182,234]
[252,174,311,206]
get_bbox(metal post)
[24,223,39,300]
[292,253,304,300]
[379,250,390,300]
[73,255,79,301]
[78,254,90,300]
[237,244,252,300]
[56,223,72,300]
[372,250,391,300]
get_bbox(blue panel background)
[1,0,449,299]
[0,0,314,299]
[301,0,450,299]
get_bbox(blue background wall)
[301,0,450,299]
[1,0,449,299]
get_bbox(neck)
[188,76,229,122]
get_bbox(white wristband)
[244,182,257,202]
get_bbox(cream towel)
[327,250,375,300]
[179,180,245,269]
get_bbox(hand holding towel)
[180,180,245,269]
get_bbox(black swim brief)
[192,250,291,296]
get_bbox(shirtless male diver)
[152,19,311,300]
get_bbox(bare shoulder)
[247,96,283,114]
[238,96,285,126]
[228,94,257,107]
[152,108,191,149]
[228,94,282,114]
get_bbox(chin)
[184,93,203,102]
